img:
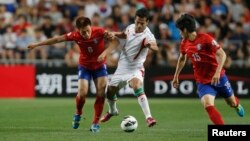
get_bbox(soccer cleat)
[100,111,119,122]
[90,124,100,133]
[146,117,156,127]
[235,104,245,117]
[72,114,81,129]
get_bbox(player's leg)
[198,83,224,125]
[100,74,123,122]
[225,94,245,117]
[72,79,89,129]
[217,75,245,117]
[89,76,106,132]
[72,66,91,129]
[89,65,108,132]
[129,76,156,127]
[92,76,107,124]
[100,86,120,122]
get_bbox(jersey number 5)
[192,53,201,61]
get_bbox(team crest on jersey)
[93,38,98,44]
[197,44,202,50]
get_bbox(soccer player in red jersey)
[27,16,118,132]
[172,13,245,125]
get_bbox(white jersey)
[115,24,156,74]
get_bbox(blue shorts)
[197,74,234,98]
[78,65,108,81]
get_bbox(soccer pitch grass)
[0,98,249,141]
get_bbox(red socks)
[75,95,86,115]
[75,95,105,124]
[205,106,224,125]
[93,96,105,124]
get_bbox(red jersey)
[65,27,106,70]
[180,33,225,84]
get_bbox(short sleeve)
[146,32,156,43]
[65,31,77,41]
[205,34,220,52]
[96,27,105,37]
[124,25,130,35]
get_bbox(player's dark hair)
[75,16,91,29]
[135,8,150,21]
[176,13,196,32]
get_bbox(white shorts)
[108,69,144,89]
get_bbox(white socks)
[137,94,152,119]
[107,94,152,119]
[107,99,118,114]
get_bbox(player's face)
[79,25,92,39]
[134,16,148,33]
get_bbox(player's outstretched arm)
[104,31,126,39]
[144,40,159,52]
[27,35,66,50]
[172,53,187,88]
[113,31,127,39]
[215,48,226,74]
[97,37,120,62]
[211,48,226,85]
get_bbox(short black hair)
[75,16,91,29]
[175,13,196,32]
[135,8,150,21]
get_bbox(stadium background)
[0,0,250,141]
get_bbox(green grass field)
[0,98,249,141]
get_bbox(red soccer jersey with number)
[180,33,225,84]
[65,26,106,70]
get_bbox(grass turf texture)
[0,98,249,141]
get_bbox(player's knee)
[225,96,238,107]
[202,100,214,108]
[134,87,144,97]
[96,86,106,96]
[96,91,105,97]
[78,88,87,96]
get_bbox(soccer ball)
[120,115,138,132]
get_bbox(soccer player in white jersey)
[98,8,159,127]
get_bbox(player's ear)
[183,28,187,34]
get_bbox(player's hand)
[97,52,106,62]
[211,73,220,86]
[27,43,37,50]
[142,38,150,48]
[104,31,115,40]
[172,77,179,88]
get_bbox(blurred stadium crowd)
[0,0,249,68]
